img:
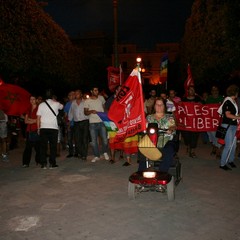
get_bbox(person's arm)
[84,108,97,116]
[37,115,41,132]
[225,111,240,120]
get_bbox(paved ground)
[1,138,240,240]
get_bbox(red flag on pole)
[108,68,146,142]
[107,66,123,92]
[184,64,194,97]
[0,81,31,116]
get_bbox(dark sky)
[45,0,194,48]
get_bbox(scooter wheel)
[128,181,139,200]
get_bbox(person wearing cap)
[138,97,177,172]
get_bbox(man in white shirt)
[68,89,89,160]
[84,87,109,162]
[37,89,63,169]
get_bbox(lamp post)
[136,57,143,84]
[136,57,142,71]
[113,0,119,67]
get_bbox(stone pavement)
[0,138,240,240]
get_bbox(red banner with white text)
[174,102,221,132]
[108,69,146,142]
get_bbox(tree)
[180,0,240,91]
[0,0,82,95]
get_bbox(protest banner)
[174,102,221,132]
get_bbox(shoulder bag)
[45,101,63,126]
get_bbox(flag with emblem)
[0,81,31,116]
[108,68,146,142]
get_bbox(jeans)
[220,124,237,166]
[67,125,74,155]
[89,122,108,157]
[40,128,58,166]
[207,131,221,148]
[22,133,40,165]
[74,120,89,157]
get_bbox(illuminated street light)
[136,57,142,63]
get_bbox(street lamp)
[136,57,142,71]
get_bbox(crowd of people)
[1,83,240,172]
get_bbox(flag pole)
[113,0,119,67]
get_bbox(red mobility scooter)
[128,123,182,201]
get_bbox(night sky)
[45,0,194,48]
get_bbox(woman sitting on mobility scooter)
[138,97,177,172]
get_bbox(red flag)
[108,68,146,142]
[107,66,123,92]
[184,64,194,96]
[0,82,31,116]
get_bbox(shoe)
[103,152,110,160]
[189,152,196,158]
[22,164,29,168]
[219,165,232,171]
[228,162,237,168]
[66,154,73,158]
[2,154,8,162]
[49,164,58,169]
[109,159,115,164]
[122,162,131,166]
[91,157,100,163]
[41,165,47,169]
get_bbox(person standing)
[68,90,89,160]
[181,85,202,158]
[0,109,8,161]
[205,85,224,157]
[218,84,240,170]
[22,95,40,167]
[64,91,75,158]
[105,85,123,164]
[84,86,109,162]
[144,89,157,115]
[37,90,63,169]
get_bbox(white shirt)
[84,95,105,123]
[37,99,63,130]
[68,99,88,122]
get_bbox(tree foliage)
[180,0,240,89]
[0,0,82,94]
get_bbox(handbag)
[215,125,229,139]
[45,101,63,126]
[138,134,162,161]
[29,131,40,142]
